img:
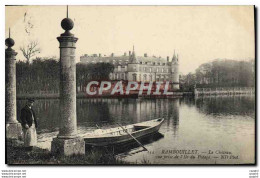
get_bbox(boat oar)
[117,123,148,151]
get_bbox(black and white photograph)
[3,3,257,176]
[5,5,256,165]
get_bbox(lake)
[17,95,255,164]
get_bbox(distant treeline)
[16,58,254,94]
[16,58,114,94]
[180,59,255,91]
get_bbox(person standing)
[20,99,38,151]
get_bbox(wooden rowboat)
[81,118,164,146]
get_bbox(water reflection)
[17,96,255,134]
[194,95,255,118]
[16,95,255,164]
[76,99,180,136]
[17,98,181,134]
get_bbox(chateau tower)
[127,46,139,81]
[171,51,180,90]
[129,45,137,63]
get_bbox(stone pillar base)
[6,123,23,140]
[51,137,85,156]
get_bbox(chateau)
[80,47,180,90]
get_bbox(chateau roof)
[80,55,169,65]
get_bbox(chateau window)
[143,67,146,71]
[149,75,153,81]
[140,62,142,64]
[156,68,159,72]
[153,62,155,65]
[156,75,160,81]
[144,74,147,81]
[157,63,160,65]
[118,66,121,72]
[145,62,148,64]
[133,74,137,81]
[149,68,152,72]
[162,75,165,81]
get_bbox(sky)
[5,6,255,74]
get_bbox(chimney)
[99,53,101,57]
[144,53,147,57]
[167,56,169,62]
[111,53,114,57]
[129,51,131,56]
[124,52,127,56]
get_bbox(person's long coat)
[20,105,38,128]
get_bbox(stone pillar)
[5,37,22,140]
[51,16,85,156]
[57,34,78,138]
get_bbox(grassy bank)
[7,140,128,165]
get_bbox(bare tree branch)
[19,41,41,63]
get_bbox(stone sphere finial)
[61,18,74,31]
[5,38,15,48]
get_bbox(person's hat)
[27,98,35,103]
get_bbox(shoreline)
[6,140,130,165]
[17,92,188,100]
[16,92,256,100]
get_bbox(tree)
[17,60,115,94]
[181,59,255,90]
[20,41,41,63]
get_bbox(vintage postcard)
[5,5,255,165]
